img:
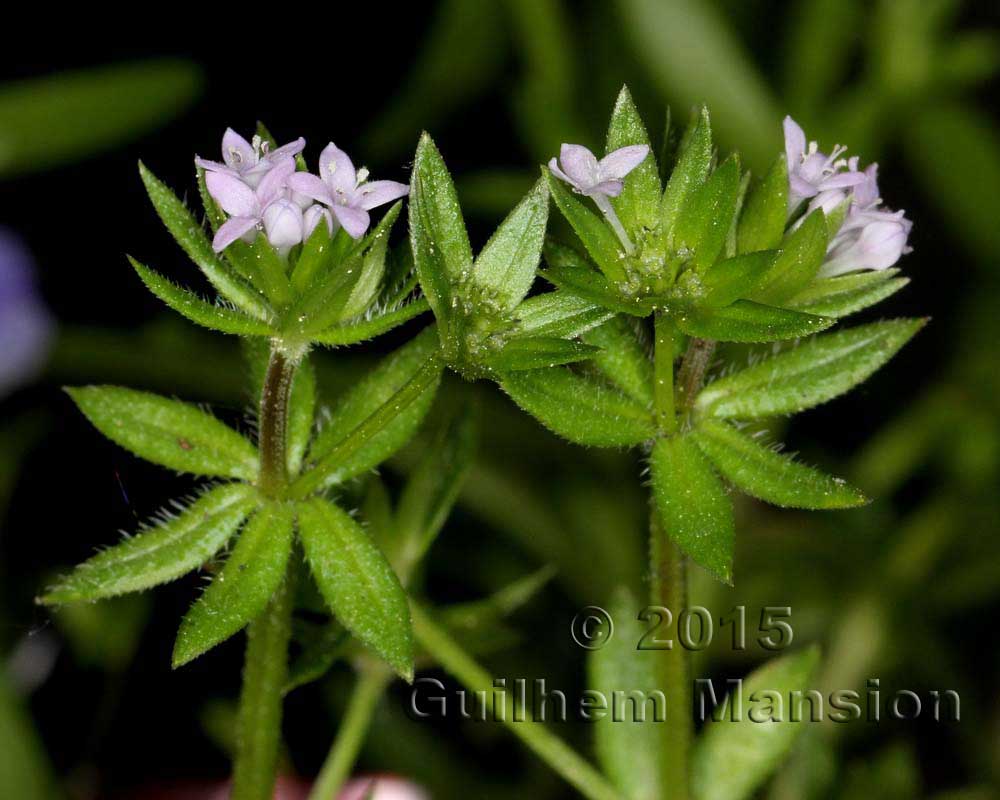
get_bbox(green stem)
[308,665,392,800]
[231,566,297,800]
[411,604,624,800]
[290,352,442,498]
[653,313,676,433]
[650,511,691,800]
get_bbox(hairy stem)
[258,345,300,495]
[231,566,296,800]
[308,665,392,800]
[650,511,691,800]
[675,337,716,413]
[411,604,624,800]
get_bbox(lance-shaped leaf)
[311,298,431,347]
[39,484,257,604]
[139,162,270,320]
[290,223,337,294]
[546,168,627,283]
[173,503,294,667]
[298,498,414,680]
[582,316,654,406]
[410,133,472,329]
[692,420,867,509]
[473,179,549,311]
[606,86,661,235]
[696,318,926,420]
[691,646,821,800]
[501,367,656,447]
[129,257,274,336]
[339,202,402,323]
[650,435,734,583]
[677,300,833,343]
[673,155,741,271]
[786,269,909,318]
[67,386,258,479]
[749,210,827,304]
[514,291,614,339]
[589,586,666,800]
[392,407,477,580]
[661,107,713,249]
[701,251,779,308]
[483,337,598,372]
[224,233,293,309]
[544,264,658,316]
[305,327,442,489]
[737,154,788,253]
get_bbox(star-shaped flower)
[196,128,305,189]
[783,117,865,214]
[288,144,409,239]
[548,143,649,199]
[205,158,297,251]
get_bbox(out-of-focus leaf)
[514,291,614,339]
[305,328,442,489]
[696,319,925,419]
[786,269,909,318]
[904,103,1000,263]
[40,484,257,604]
[502,367,656,447]
[129,257,274,336]
[589,585,666,800]
[618,0,781,169]
[67,385,258,479]
[606,86,661,235]
[139,163,272,321]
[582,316,653,406]
[650,435,734,583]
[298,498,414,681]
[472,179,549,311]
[393,408,477,580]
[285,620,349,695]
[55,594,150,671]
[692,420,867,509]
[0,674,58,800]
[174,503,294,667]
[737,155,788,253]
[691,647,821,800]
[677,301,833,344]
[364,0,505,158]
[546,170,627,283]
[0,60,200,176]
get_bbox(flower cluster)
[784,117,912,277]
[197,129,409,254]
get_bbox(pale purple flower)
[783,117,865,214]
[262,198,305,256]
[820,207,913,277]
[288,143,409,239]
[0,229,53,397]
[548,143,649,252]
[337,776,429,800]
[196,128,305,189]
[303,204,335,239]
[205,157,297,251]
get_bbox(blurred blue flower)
[0,229,53,397]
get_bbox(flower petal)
[559,144,601,189]
[598,144,650,180]
[212,216,259,252]
[319,143,357,195]
[357,180,409,210]
[222,128,256,170]
[194,157,233,175]
[256,157,295,206]
[288,173,335,206]
[332,205,371,239]
[548,157,575,187]
[584,179,624,198]
[205,171,258,217]
[783,116,807,168]
[270,136,306,160]
[304,204,336,238]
